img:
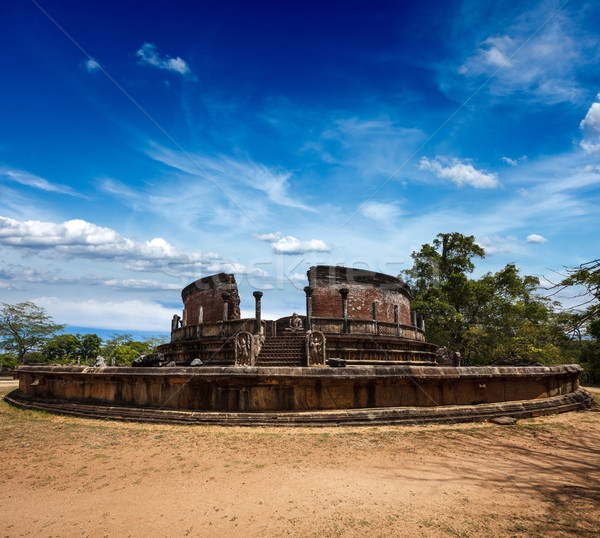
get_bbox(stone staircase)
[255,334,306,367]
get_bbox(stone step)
[255,335,306,366]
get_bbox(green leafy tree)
[554,260,600,381]
[77,333,102,365]
[43,333,81,364]
[102,334,168,365]
[0,352,19,370]
[402,232,485,353]
[0,302,65,364]
[403,234,571,366]
[101,333,133,358]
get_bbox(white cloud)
[477,235,517,255]
[254,232,283,242]
[580,94,600,153]
[361,201,402,223]
[0,167,83,197]
[580,94,600,135]
[85,58,100,72]
[459,36,513,75]
[272,237,329,255]
[0,216,183,259]
[419,157,500,188]
[501,155,527,166]
[0,217,268,283]
[526,234,547,244]
[254,232,330,255]
[33,296,173,331]
[580,140,600,154]
[136,43,191,76]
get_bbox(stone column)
[411,310,417,327]
[417,312,425,331]
[221,292,230,321]
[182,308,187,327]
[339,288,349,334]
[304,286,313,331]
[394,304,399,336]
[198,306,204,324]
[373,302,378,334]
[253,291,263,334]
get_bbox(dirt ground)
[1,381,599,537]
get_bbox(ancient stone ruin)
[159,266,437,367]
[5,265,593,426]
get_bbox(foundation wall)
[14,364,584,413]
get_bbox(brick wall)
[308,266,411,324]
[181,273,241,325]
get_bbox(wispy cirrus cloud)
[451,3,597,104]
[419,157,500,188]
[0,167,84,197]
[136,43,192,76]
[501,155,527,166]
[307,116,425,180]
[0,262,181,291]
[147,144,315,212]
[361,201,403,223]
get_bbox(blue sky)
[1,0,599,332]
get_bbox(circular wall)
[308,266,412,325]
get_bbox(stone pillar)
[411,310,417,327]
[253,291,263,334]
[182,308,187,327]
[373,302,378,335]
[198,306,203,324]
[304,286,313,331]
[339,288,349,334]
[394,304,399,336]
[417,312,425,331]
[221,292,230,322]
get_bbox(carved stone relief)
[305,330,326,366]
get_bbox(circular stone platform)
[5,364,592,426]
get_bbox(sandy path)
[1,386,598,537]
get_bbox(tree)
[553,260,600,381]
[77,333,102,365]
[402,234,571,366]
[401,233,485,353]
[101,333,133,358]
[102,335,168,365]
[0,302,65,364]
[405,232,485,297]
[462,264,567,365]
[43,333,80,363]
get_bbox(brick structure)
[162,266,435,366]
[307,266,411,325]
[181,273,240,326]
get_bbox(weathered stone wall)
[14,364,586,413]
[181,273,240,325]
[308,266,411,324]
